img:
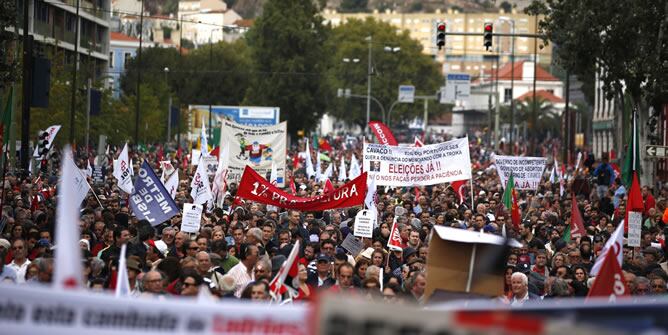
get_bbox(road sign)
[443,73,470,103]
[398,85,415,103]
[646,145,668,158]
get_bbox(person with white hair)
[510,272,540,306]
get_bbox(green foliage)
[501,97,560,141]
[243,0,331,135]
[526,0,667,107]
[324,18,442,128]
[0,0,17,92]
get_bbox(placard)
[202,155,218,177]
[353,210,374,238]
[493,154,547,190]
[340,233,364,256]
[627,211,642,247]
[181,203,203,233]
[92,166,104,185]
[363,137,472,186]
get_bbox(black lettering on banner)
[32,305,75,325]
[0,300,26,322]
[186,317,206,332]
[83,309,178,331]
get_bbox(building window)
[504,88,513,102]
[34,1,49,22]
[547,89,554,94]
[66,13,75,31]
[109,52,114,68]
[124,52,132,67]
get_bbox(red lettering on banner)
[212,316,304,335]
[237,166,366,211]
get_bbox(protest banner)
[129,161,180,226]
[0,285,309,335]
[236,166,366,211]
[221,119,287,187]
[33,125,61,157]
[181,203,204,233]
[493,155,547,190]
[362,137,471,186]
[627,212,642,247]
[368,121,398,146]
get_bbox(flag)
[315,150,322,182]
[387,218,404,251]
[212,141,230,208]
[319,138,333,151]
[191,157,213,205]
[292,154,300,170]
[338,159,347,182]
[621,111,639,187]
[312,134,319,151]
[164,168,179,199]
[570,195,586,238]
[304,139,315,179]
[160,160,175,183]
[624,171,644,233]
[115,244,130,297]
[54,147,83,290]
[0,88,13,156]
[32,125,61,158]
[200,117,209,157]
[321,162,333,181]
[414,136,424,147]
[451,179,467,204]
[587,244,629,299]
[349,154,361,179]
[130,161,180,226]
[663,207,668,225]
[324,179,334,193]
[112,143,134,194]
[365,176,378,228]
[269,160,279,186]
[511,191,521,231]
[368,121,398,146]
[289,176,296,194]
[502,174,520,230]
[269,240,301,300]
[562,224,571,243]
[129,158,134,177]
[590,223,624,276]
[209,146,219,158]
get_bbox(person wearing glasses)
[179,271,202,297]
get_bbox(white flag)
[321,162,332,181]
[304,139,315,179]
[115,243,130,297]
[349,154,361,180]
[113,143,134,194]
[160,160,175,183]
[191,157,213,205]
[33,125,61,157]
[200,118,209,157]
[365,176,378,228]
[73,163,91,206]
[86,160,93,178]
[270,160,278,185]
[54,147,83,290]
[590,223,624,276]
[164,169,179,199]
[338,159,347,182]
[213,141,230,208]
[315,151,322,182]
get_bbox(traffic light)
[436,21,446,49]
[483,22,493,51]
[37,130,49,157]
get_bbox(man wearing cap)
[126,257,142,296]
[307,253,335,289]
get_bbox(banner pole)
[469,178,475,210]
[465,244,477,292]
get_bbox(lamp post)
[164,67,172,142]
[498,16,515,153]
[365,36,372,135]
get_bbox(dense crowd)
[0,132,666,306]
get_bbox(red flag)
[292,154,300,169]
[157,145,164,161]
[319,138,333,151]
[290,176,296,194]
[269,240,300,298]
[414,136,424,147]
[451,179,467,204]
[324,179,335,193]
[570,195,586,238]
[368,121,398,146]
[387,220,405,250]
[209,146,219,158]
[414,186,420,200]
[510,189,521,231]
[624,172,643,232]
[587,244,629,299]
[662,207,668,225]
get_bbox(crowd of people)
[0,131,666,306]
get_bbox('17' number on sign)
[250,182,270,197]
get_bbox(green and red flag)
[0,87,14,156]
[502,173,521,230]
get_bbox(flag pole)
[469,178,475,210]
[465,244,477,292]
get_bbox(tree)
[324,18,443,128]
[243,0,331,135]
[0,0,17,93]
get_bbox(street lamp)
[498,16,515,152]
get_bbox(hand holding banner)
[236,166,366,211]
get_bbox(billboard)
[189,105,280,127]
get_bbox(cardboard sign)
[354,210,374,238]
[340,233,364,257]
[627,211,642,247]
[181,203,203,233]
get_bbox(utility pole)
[165,67,171,142]
[85,78,91,150]
[20,0,33,174]
[209,33,213,143]
[134,0,144,145]
[509,21,516,154]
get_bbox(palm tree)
[501,96,561,142]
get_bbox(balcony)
[61,0,109,21]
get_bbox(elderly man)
[227,244,259,297]
[509,272,540,305]
[141,271,165,297]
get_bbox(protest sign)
[92,166,104,185]
[340,233,364,256]
[493,155,547,190]
[353,210,374,238]
[129,161,180,226]
[202,155,218,177]
[362,137,471,186]
[221,119,287,187]
[182,203,204,233]
[627,212,642,247]
[236,166,366,211]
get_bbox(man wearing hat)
[126,257,142,296]
[306,253,335,289]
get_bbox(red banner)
[237,166,366,211]
[368,121,398,146]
